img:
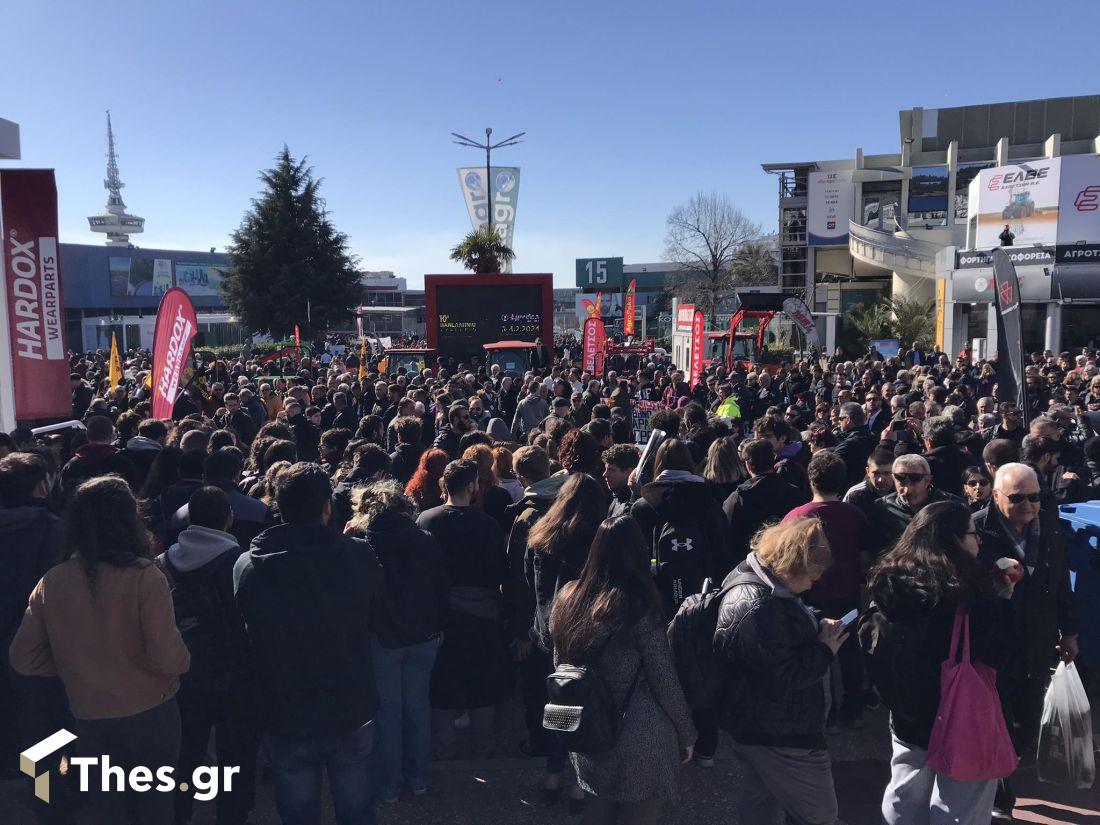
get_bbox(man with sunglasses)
[869,454,960,554]
[974,463,1079,817]
[988,402,1026,446]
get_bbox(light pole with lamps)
[450,128,524,235]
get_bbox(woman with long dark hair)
[550,516,695,824]
[10,476,190,825]
[862,500,1016,825]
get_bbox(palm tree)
[886,296,936,349]
[449,227,515,274]
[847,300,893,347]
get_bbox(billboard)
[0,170,71,421]
[425,273,552,359]
[174,262,223,297]
[457,166,520,270]
[1055,154,1100,262]
[973,159,1061,248]
[807,171,855,245]
[109,256,174,296]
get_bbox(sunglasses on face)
[1002,492,1041,504]
[965,478,991,487]
[894,473,928,484]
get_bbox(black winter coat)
[722,473,805,567]
[860,580,1013,749]
[361,510,448,649]
[832,426,876,488]
[974,506,1079,680]
[525,531,596,653]
[233,523,381,739]
[389,442,424,485]
[0,504,64,653]
[869,489,960,555]
[714,557,833,749]
[923,445,975,499]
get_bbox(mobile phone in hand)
[840,608,859,627]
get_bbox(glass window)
[907,165,949,227]
[862,191,901,230]
[954,162,994,224]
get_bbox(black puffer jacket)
[722,473,805,566]
[832,426,876,487]
[714,555,833,749]
[859,578,1013,749]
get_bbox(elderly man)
[975,463,1079,813]
[869,454,958,554]
[832,402,876,487]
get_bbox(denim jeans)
[263,721,375,825]
[371,636,440,799]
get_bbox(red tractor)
[704,293,792,375]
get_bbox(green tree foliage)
[223,147,361,338]
[845,295,936,350]
[449,226,516,273]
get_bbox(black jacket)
[869,489,960,555]
[923,445,975,499]
[633,476,733,613]
[860,579,1013,749]
[525,530,596,653]
[722,473,805,567]
[288,413,321,462]
[60,443,137,499]
[234,523,381,739]
[432,427,462,460]
[361,510,448,649]
[0,504,64,653]
[503,474,567,642]
[389,442,424,485]
[974,505,1079,680]
[832,426,876,488]
[714,556,833,749]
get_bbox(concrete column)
[825,315,837,355]
[891,270,935,304]
[995,137,1009,167]
[946,141,959,225]
[1044,133,1061,159]
[1045,303,1063,353]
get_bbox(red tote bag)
[925,610,1017,782]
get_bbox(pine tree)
[223,147,361,339]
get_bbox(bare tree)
[663,192,767,324]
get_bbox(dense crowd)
[1,337,1094,825]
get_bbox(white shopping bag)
[1037,661,1095,789]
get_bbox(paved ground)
[3,702,1096,824]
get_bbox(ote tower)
[87,111,144,246]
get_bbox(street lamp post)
[451,128,525,235]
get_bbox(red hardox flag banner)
[0,170,70,420]
[151,287,198,419]
[623,278,637,336]
[689,309,705,388]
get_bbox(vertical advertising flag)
[457,167,521,271]
[991,248,1027,412]
[624,278,637,336]
[109,332,123,388]
[689,310,705,389]
[151,288,198,420]
[0,170,70,421]
[358,338,369,380]
[294,324,301,349]
[781,296,818,347]
[582,317,606,374]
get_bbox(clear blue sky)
[4,0,1099,288]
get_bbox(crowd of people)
[0,335,1093,825]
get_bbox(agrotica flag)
[0,169,70,421]
[151,288,198,419]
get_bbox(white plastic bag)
[1037,661,1095,789]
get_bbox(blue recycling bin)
[1058,502,1100,662]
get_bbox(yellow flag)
[358,338,369,380]
[378,357,388,375]
[109,332,123,388]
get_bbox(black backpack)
[542,639,642,755]
[667,570,761,711]
[651,518,708,611]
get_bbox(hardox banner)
[151,288,198,419]
[0,170,70,420]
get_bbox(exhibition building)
[763,94,1100,357]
